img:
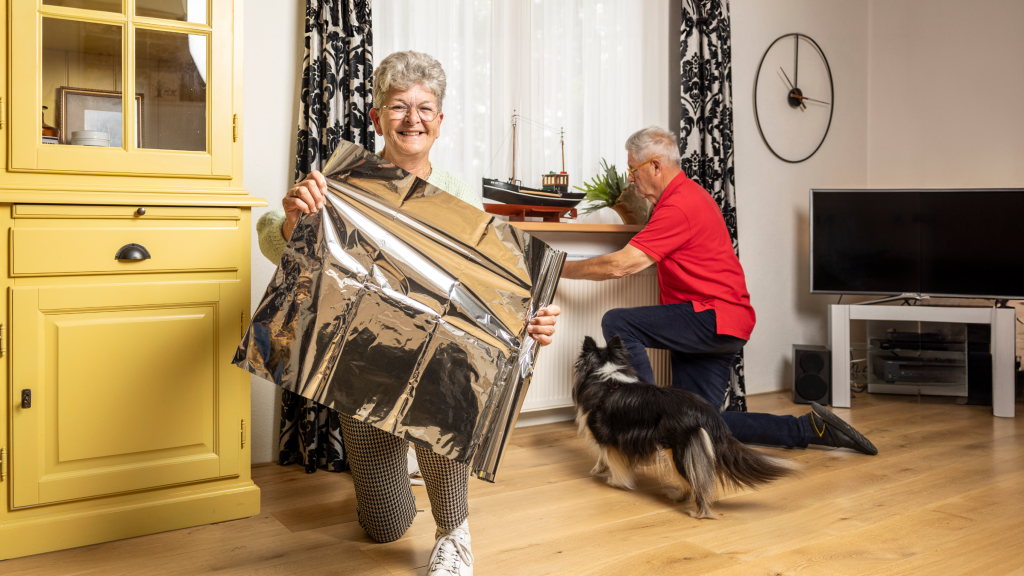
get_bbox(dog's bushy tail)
[716,437,798,491]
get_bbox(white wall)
[373,0,672,214]
[867,0,1024,188]
[641,0,673,136]
[244,0,304,465]
[731,0,870,393]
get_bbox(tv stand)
[829,304,1016,417]
[859,293,930,306]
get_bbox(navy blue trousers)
[602,303,809,448]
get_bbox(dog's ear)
[582,336,597,351]
[607,334,624,349]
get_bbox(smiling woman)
[254,50,560,576]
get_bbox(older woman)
[257,51,558,576]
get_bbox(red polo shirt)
[628,172,756,340]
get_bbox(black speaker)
[965,352,993,406]
[793,344,831,405]
[965,324,993,406]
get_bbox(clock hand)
[779,67,795,89]
[797,95,830,105]
[779,68,806,110]
[789,92,831,106]
[794,34,800,88]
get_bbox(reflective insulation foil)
[233,141,565,482]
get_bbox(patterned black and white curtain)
[279,0,374,473]
[679,0,746,412]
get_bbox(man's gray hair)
[625,126,681,166]
[373,50,447,110]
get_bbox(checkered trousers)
[339,414,470,543]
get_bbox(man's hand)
[282,170,328,240]
[526,305,561,346]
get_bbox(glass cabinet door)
[10,0,231,179]
[135,28,207,151]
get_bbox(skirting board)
[0,483,260,561]
[517,406,575,427]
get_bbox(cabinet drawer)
[11,207,240,277]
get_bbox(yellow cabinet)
[10,280,242,508]
[0,0,266,561]
[0,204,263,561]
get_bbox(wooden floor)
[4,392,1023,575]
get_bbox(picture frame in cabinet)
[57,86,145,148]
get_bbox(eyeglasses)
[380,101,440,123]
[627,155,661,177]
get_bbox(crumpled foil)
[233,141,565,482]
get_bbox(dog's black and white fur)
[573,335,796,518]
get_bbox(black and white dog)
[573,335,796,518]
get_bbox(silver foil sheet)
[234,141,565,481]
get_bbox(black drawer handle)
[115,243,151,261]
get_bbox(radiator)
[522,268,670,412]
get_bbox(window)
[375,0,670,216]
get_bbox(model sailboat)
[482,114,586,209]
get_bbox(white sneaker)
[408,446,424,486]
[426,519,474,576]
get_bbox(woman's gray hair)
[373,51,447,110]
[625,126,681,166]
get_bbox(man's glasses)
[627,155,661,177]
[380,102,440,123]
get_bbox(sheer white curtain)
[375,1,667,222]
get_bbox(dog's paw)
[590,463,609,476]
[687,507,719,520]
[605,477,636,491]
[662,487,691,503]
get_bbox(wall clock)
[753,33,834,163]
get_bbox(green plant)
[574,159,629,216]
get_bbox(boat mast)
[511,112,517,185]
[560,127,565,173]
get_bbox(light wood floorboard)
[2,392,1022,575]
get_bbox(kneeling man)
[561,126,876,455]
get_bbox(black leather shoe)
[806,402,878,455]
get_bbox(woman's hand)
[282,170,327,240]
[527,305,561,346]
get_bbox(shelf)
[867,371,966,387]
[868,380,967,388]
[507,222,644,233]
[850,344,966,353]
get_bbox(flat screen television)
[810,189,1024,299]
